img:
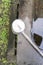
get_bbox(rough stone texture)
[34,0,43,18]
[39,0,43,17]
[19,0,34,21]
[17,0,43,65]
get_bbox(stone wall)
[17,0,34,65]
[39,0,43,17]
[34,0,43,18]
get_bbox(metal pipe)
[21,32,43,57]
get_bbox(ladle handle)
[21,32,43,57]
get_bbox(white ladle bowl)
[12,19,25,34]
